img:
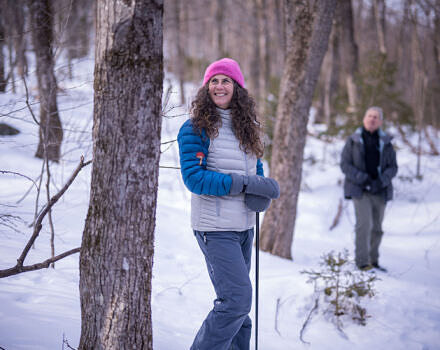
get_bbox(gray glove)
[245,175,280,199]
[245,194,271,212]
[229,173,245,195]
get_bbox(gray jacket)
[341,128,398,201]
[191,109,257,231]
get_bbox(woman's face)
[208,74,234,109]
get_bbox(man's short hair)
[365,106,383,120]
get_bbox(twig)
[31,159,45,235]
[300,296,319,344]
[45,155,56,268]
[15,174,42,204]
[63,333,78,350]
[160,141,175,154]
[155,273,201,297]
[159,165,180,170]
[0,170,38,190]
[274,297,282,336]
[415,213,440,236]
[22,76,40,126]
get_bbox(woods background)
[0,0,439,349]
[2,0,439,136]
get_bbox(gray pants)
[353,193,386,267]
[191,229,254,350]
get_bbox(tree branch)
[0,247,80,278]
[0,170,39,190]
[17,156,90,267]
[0,156,91,279]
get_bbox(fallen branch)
[423,126,439,156]
[300,296,319,344]
[0,156,91,279]
[329,198,343,230]
[274,298,282,336]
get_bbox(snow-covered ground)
[0,57,439,350]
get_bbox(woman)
[177,58,279,350]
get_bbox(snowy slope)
[0,58,439,350]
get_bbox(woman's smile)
[208,74,234,109]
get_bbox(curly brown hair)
[190,82,264,158]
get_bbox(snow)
[1,57,440,350]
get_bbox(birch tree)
[260,0,336,259]
[79,1,163,348]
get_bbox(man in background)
[341,106,398,271]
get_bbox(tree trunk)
[275,0,285,66]
[0,7,6,92]
[213,0,226,57]
[410,9,427,179]
[9,0,28,78]
[260,0,336,259]
[373,0,387,55]
[258,0,270,120]
[250,0,261,105]
[318,15,339,127]
[339,0,359,112]
[29,0,63,162]
[174,0,185,105]
[434,2,440,78]
[66,0,93,61]
[79,1,163,349]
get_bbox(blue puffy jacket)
[177,119,264,196]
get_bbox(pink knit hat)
[202,58,245,88]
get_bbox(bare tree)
[340,0,359,112]
[213,0,226,57]
[373,0,387,55]
[250,0,261,103]
[78,0,163,348]
[259,0,336,259]
[29,0,63,162]
[9,0,28,78]
[317,13,340,126]
[174,0,186,104]
[410,7,428,178]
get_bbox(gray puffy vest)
[191,109,257,232]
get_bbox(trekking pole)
[255,212,259,350]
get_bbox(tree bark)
[213,0,226,57]
[9,0,28,78]
[275,0,285,65]
[257,0,270,120]
[66,0,93,60]
[260,0,336,259]
[174,0,185,104]
[339,0,359,112]
[317,15,339,127]
[410,8,427,179]
[250,0,261,104]
[78,1,163,349]
[373,0,387,55]
[29,0,63,162]
[0,6,5,92]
